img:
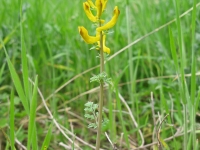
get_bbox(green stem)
[192,106,196,149]
[183,104,187,150]
[96,23,104,150]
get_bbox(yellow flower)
[95,0,102,18]
[96,34,110,54]
[83,2,97,22]
[87,0,96,9]
[83,2,105,23]
[101,0,108,12]
[96,6,120,32]
[78,26,100,44]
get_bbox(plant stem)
[192,106,196,149]
[183,104,187,150]
[96,23,104,150]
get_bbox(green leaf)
[0,63,5,84]
[169,28,179,73]
[2,42,29,114]
[0,118,7,129]
[20,0,30,104]
[32,124,38,150]
[93,104,98,110]
[190,0,197,105]
[27,76,38,150]
[160,137,170,150]
[41,124,53,150]
[84,107,93,112]
[84,114,94,120]
[10,89,15,150]
[88,123,97,129]
[85,101,93,107]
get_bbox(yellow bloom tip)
[114,6,120,15]
[105,47,110,54]
[78,26,84,34]
[83,1,105,23]
[96,6,120,32]
[87,0,96,9]
[95,0,103,18]
[78,26,100,44]
[101,0,108,12]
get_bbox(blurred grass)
[0,0,200,149]
[9,89,15,150]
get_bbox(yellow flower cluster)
[78,0,120,54]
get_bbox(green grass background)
[0,0,200,149]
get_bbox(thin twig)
[168,93,174,123]
[105,132,114,149]
[60,108,91,124]
[103,108,129,115]
[118,92,145,147]
[156,114,169,147]
[151,92,156,128]
[120,133,124,149]
[15,138,27,150]
[59,85,107,107]
[150,92,156,145]
[119,72,200,86]
[59,142,72,149]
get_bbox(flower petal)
[78,26,100,44]
[95,0,102,18]
[83,2,97,22]
[96,34,110,54]
[96,6,120,32]
[87,0,96,9]
[101,0,108,12]
[83,2,105,23]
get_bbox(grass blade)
[27,76,38,150]
[115,86,129,148]
[20,0,30,103]
[174,1,189,148]
[32,124,38,150]
[2,42,29,114]
[114,65,129,148]
[0,63,5,84]
[191,0,197,149]
[174,0,187,104]
[10,89,15,150]
[41,124,53,150]
[169,28,179,73]
[190,0,197,105]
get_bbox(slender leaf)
[2,43,29,114]
[191,0,197,149]
[27,76,38,150]
[10,89,15,150]
[41,124,53,150]
[32,124,38,150]
[190,0,197,105]
[20,0,30,104]
[0,63,5,84]
[169,28,179,73]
